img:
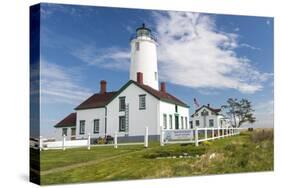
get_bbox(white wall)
[190,107,228,128]
[130,37,159,90]
[159,101,190,132]
[76,108,105,139]
[54,126,75,140]
[107,83,159,137]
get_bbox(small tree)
[222,98,256,127]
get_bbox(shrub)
[251,129,273,143]
[201,141,212,146]
[105,135,114,144]
[224,144,236,151]
[97,137,105,144]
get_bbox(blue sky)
[38,3,274,137]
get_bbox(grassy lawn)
[39,129,273,185]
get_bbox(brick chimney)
[100,80,107,94]
[160,82,166,93]
[137,72,143,84]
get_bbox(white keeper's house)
[54,24,190,141]
[189,104,230,129]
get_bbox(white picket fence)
[160,127,241,146]
[40,127,149,151]
[39,126,241,151]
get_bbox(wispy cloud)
[71,45,130,71]
[40,59,92,105]
[40,3,97,19]
[153,11,271,94]
[234,27,240,32]
[198,89,219,96]
[240,43,261,51]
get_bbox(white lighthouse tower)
[130,23,159,90]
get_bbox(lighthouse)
[130,23,159,90]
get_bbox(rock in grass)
[209,153,216,159]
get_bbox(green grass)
[39,129,273,185]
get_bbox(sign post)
[144,127,148,148]
[195,127,198,146]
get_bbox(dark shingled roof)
[54,80,189,127]
[74,91,118,110]
[132,81,188,107]
[191,105,221,117]
[54,113,76,128]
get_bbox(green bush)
[201,141,212,146]
[97,137,105,144]
[143,145,207,159]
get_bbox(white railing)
[160,126,241,147]
[40,127,149,151]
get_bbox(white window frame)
[93,119,100,133]
[209,119,214,127]
[139,94,146,110]
[79,120,85,135]
[169,115,173,129]
[163,114,167,129]
[119,116,126,132]
[119,97,126,112]
[62,128,67,136]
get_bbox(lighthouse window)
[135,42,140,51]
[154,72,157,81]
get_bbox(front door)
[71,128,76,140]
[175,115,179,129]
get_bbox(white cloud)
[71,45,130,71]
[234,27,240,32]
[154,12,270,94]
[240,43,261,51]
[266,20,271,25]
[40,59,92,105]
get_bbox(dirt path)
[39,148,149,176]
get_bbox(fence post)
[39,136,43,151]
[114,132,118,149]
[144,127,149,148]
[226,127,228,137]
[205,127,207,140]
[62,134,66,150]
[195,127,198,146]
[160,126,164,146]
[217,127,220,138]
[87,133,91,150]
[212,127,215,140]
